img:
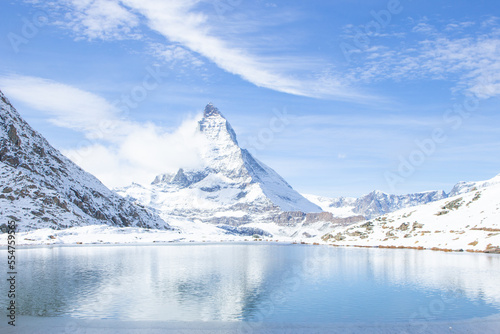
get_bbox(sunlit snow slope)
[322,174,500,253]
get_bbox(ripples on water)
[1,243,499,324]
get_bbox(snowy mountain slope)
[0,90,168,231]
[322,181,500,253]
[304,190,447,219]
[117,104,322,226]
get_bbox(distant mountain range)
[304,190,446,219]
[304,173,500,219]
[0,90,168,232]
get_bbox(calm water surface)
[1,243,500,325]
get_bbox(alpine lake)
[1,243,500,333]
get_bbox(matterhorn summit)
[199,103,238,144]
[117,104,322,226]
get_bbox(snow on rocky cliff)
[116,104,322,226]
[0,90,168,231]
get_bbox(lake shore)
[1,224,499,255]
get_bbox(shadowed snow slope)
[116,104,322,225]
[0,90,168,231]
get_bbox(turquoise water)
[1,243,500,325]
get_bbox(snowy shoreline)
[1,224,499,256]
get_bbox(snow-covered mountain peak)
[371,190,386,196]
[118,104,322,225]
[199,103,238,145]
[203,103,222,118]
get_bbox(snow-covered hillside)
[117,104,322,226]
[449,173,500,196]
[322,179,500,253]
[0,90,168,231]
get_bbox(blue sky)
[1,0,500,197]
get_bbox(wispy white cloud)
[28,0,375,101]
[411,22,435,34]
[481,16,499,28]
[123,0,368,99]
[50,0,142,40]
[149,43,204,69]
[0,74,120,135]
[347,18,500,98]
[0,74,207,187]
[444,21,475,32]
